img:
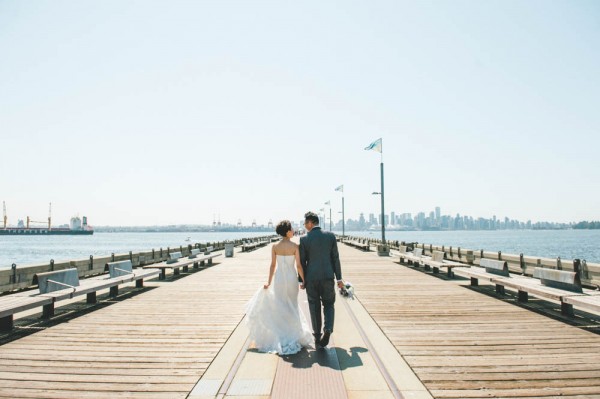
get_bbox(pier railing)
[0,235,275,294]
[340,235,600,289]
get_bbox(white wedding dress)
[245,255,313,355]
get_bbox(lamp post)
[365,138,389,256]
[324,201,332,231]
[335,185,345,237]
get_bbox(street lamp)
[324,201,332,231]
[335,185,345,237]
[319,208,325,228]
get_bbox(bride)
[245,220,313,355]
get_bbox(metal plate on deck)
[227,378,273,396]
[188,379,223,397]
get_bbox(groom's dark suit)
[299,227,342,341]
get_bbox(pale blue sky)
[1,0,598,226]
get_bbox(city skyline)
[2,201,596,230]
[58,204,595,231]
[317,205,581,232]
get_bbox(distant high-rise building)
[359,213,366,229]
[390,211,396,225]
[435,206,441,221]
[369,213,376,225]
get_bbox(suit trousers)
[305,279,336,337]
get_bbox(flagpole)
[335,185,345,237]
[365,137,388,255]
[380,161,386,244]
[380,139,385,244]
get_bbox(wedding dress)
[245,255,313,355]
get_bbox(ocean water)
[347,229,600,263]
[1,229,598,270]
[0,231,272,269]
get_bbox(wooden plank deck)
[0,241,599,398]
[342,247,600,399]
[0,249,266,399]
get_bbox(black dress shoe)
[320,331,331,347]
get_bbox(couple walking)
[245,211,343,355]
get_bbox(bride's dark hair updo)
[275,220,292,237]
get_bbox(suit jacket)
[299,227,342,282]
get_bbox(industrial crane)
[2,201,6,229]
[27,202,52,229]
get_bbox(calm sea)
[1,229,599,269]
[347,229,600,263]
[0,231,271,269]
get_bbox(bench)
[0,295,53,331]
[104,260,161,296]
[343,239,370,252]
[242,241,267,252]
[143,250,222,280]
[188,246,214,258]
[398,246,425,266]
[422,250,466,277]
[453,260,600,316]
[167,251,183,264]
[188,249,201,259]
[1,265,159,331]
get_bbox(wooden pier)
[1,242,599,398]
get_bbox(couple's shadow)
[280,346,368,370]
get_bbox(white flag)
[364,138,382,153]
[335,185,344,192]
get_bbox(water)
[0,231,272,269]
[1,230,598,270]
[345,229,600,263]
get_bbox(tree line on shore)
[573,221,600,229]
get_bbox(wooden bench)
[188,248,201,259]
[167,251,183,264]
[398,246,425,266]
[104,260,161,296]
[422,250,466,277]
[242,241,267,252]
[188,246,214,258]
[192,246,222,267]
[143,249,222,280]
[454,260,600,316]
[0,295,52,331]
[343,239,370,252]
[34,268,123,319]
[1,265,159,330]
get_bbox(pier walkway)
[1,242,599,398]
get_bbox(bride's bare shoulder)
[273,240,297,256]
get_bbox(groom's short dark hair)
[304,211,319,225]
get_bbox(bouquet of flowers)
[339,281,355,299]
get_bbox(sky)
[1,0,599,227]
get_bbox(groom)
[299,211,344,348]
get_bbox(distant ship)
[0,215,94,236]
